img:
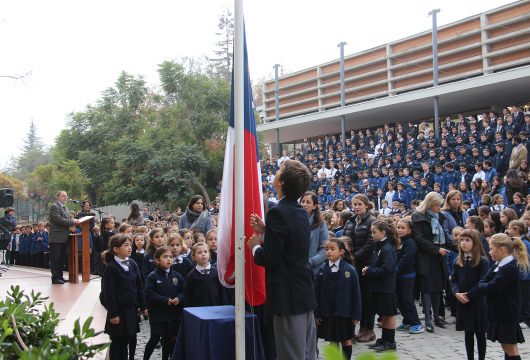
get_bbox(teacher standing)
[49,191,79,284]
[248,160,317,360]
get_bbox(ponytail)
[513,236,530,275]
[102,234,131,265]
[372,219,401,249]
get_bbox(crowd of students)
[3,107,530,359]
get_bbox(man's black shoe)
[434,319,446,328]
[52,278,65,285]
[60,277,69,283]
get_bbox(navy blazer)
[467,259,520,324]
[254,197,316,315]
[366,239,397,293]
[103,259,146,319]
[315,260,362,320]
[144,267,185,323]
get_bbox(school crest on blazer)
[345,271,350,278]
[172,277,179,286]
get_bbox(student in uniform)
[451,229,489,360]
[101,234,147,360]
[142,228,166,278]
[362,220,399,352]
[167,233,193,279]
[315,238,361,360]
[185,242,225,307]
[130,233,147,282]
[143,246,185,360]
[395,218,423,334]
[465,233,529,360]
[505,220,530,329]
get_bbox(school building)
[257,0,530,151]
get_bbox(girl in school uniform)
[142,228,165,278]
[185,242,225,307]
[395,218,423,334]
[130,233,147,280]
[101,234,147,360]
[179,229,194,263]
[315,238,362,360]
[205,229,218,265]
[451,229,489,360]
[143,246,185,360]
[466,233,529,360]
[362,219,399,352]
[167,233,193,278]
[506,220,530,329]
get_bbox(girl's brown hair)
[167,233,187,253]
[508,220,527,237]
[371,219,400,248]
[118,223,133,234]
[154,246,173,263]
[501,208,519,225]
[131,233,148,252]
[147,228,165,254]
[489,233,529,274]
[456,229,485,268]
[352,194,374,211]
[191,242,209,259]
[325,238,353,265]
[102,234,132,264]
[467,216,484,233]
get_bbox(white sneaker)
[520,322,529,329]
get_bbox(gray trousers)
[273,310,317,360]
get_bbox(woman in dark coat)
[411,192,456,333]
[505,169,527,206]
[347,194,376,342]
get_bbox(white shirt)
[114,255,130,271]
[328,259,341,272]
[385,191,395,205]
[494,255,514,272]
[472,171,486,181]
[196,263,212,273]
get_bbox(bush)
[0,285,108,359]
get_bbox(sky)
[0,0,515,169]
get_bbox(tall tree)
[13,121,51,179]
[208,9,234,81]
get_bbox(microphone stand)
[91,207,110,222]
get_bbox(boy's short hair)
[277,160,310,200]
[444,162,454,170]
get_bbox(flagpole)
[234,0,246,359]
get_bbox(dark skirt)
[318,315,353,342]
[487,321,525,344]
[105,307,140,337]
[455,299,487,333]
[371,292,397,317]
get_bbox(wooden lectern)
[67,216,94,283]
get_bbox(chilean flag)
[217,26,266,306]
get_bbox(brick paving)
[134,313,530,359]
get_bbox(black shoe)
[426,325,434,333]
[60,277,69,283]
[52,278,65,285]
[373,341,396,352]
[368,338,384,349]
[434,319,446,328]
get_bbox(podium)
[67,216,94,283]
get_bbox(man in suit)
[49,191,79,284]
[510,136,528,170]
[248,160,317,360]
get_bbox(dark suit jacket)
[254,197,316,315]
[48,201,75,244]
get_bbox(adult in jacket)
[49,191,79,284]
[347,194,376,342]
[300,191,327,277]
[248,160,317,360]
[411,192,456,333]
[441,190,469,242]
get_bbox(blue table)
[172,305,265,360]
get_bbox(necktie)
[464,255,472,262]
[201,269,210,275]
[122,260,129,270]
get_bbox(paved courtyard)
[135,312,530,359]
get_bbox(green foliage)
[0,285,108,359]
[52,61,230,206]
[322,344,399,360]
[12,121,52,180]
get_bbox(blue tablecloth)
[172,305,265,360]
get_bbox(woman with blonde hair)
[412,192,456,333]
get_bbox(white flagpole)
[234,0,246,359]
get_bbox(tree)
[208,9,234,81]
[12,121,51,179]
